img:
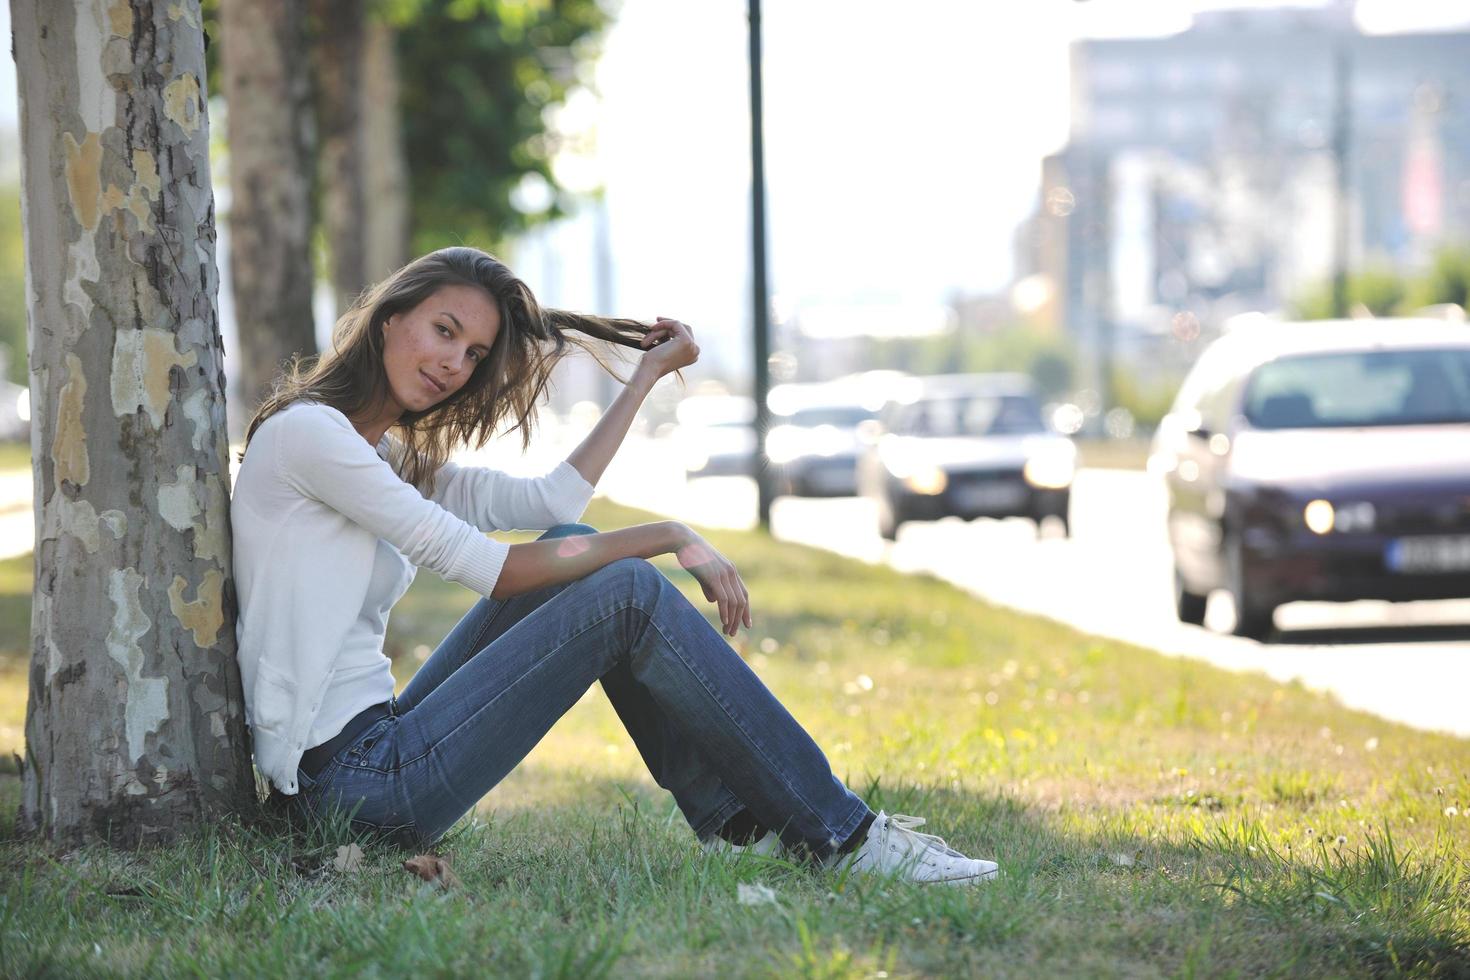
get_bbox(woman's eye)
[436,324,450,336]
[467,350,480,362]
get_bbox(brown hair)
[242,246,654,493]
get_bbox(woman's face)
[381,283,501,415]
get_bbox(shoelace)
[885,813,963,860]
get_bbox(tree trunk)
[220,0,317,415]
[12,0,251,850]
[361,16,409,284]
[311,0,367,321]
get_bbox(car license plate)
[810,468,851,492]
[1385,535,1470,573]
[953,481,1025,511]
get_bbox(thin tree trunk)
[312,0,367,320]
[361,16,409,283]
[12,0,250,849]
[221,0,317,415]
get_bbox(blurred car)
[857,373,1076,540]
[672,394,756,479]
[767,381,885,497]
[1150,319,1470,640]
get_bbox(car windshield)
[1243,348,1470,429]
[900,395,1046,436]
[782,406,875,428]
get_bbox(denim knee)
[539,522,598,540]
[595,556,667,602]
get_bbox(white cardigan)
[231,401,594,794]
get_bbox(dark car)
[1150,319,1470,639]
[857,373,1075,540]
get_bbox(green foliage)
[1291,264,1410,320]
[1291,245,1470,319]
[1109,365,1180,431]
[199,0,223,99]
[0,185,27,385]
[1406,245,1470,311]
[391,0,613,255]
[203,0,612,260]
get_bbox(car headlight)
[1303,499,1334,534]
[904,466,948,495]
[1023,454,1075,489]
[765,425,804,465]
[1304,499,1375,535]
[811,425,847,457]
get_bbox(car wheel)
[1033,509,1070,539]
[1057,491,1072,538]
[1173,568,1207,626]
[1225,533,1274,640]
[877,499,901,541]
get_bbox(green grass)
[0,441,30,475]
[1,498,1468,976]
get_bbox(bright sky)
[0,1,1465,379]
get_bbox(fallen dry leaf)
[737,882,779,906]
[402,853,462,890]
[333,843,365,873]
[1110,849,1145,869]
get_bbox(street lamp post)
[1330,36,1353,319]
[749,0,774,530]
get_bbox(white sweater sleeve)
[389,439,596,533]
[277,406,509,596]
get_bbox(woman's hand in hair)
[671,523,752,637]
[566,317,695,487]
[634,317,700,383]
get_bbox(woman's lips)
[420,370,446,394]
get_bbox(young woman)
[233,246,998,884]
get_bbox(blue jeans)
[292,524,872,859]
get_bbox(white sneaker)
[830,811,999,885]
[702,829,783,857]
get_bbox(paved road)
[6,430,1466,737]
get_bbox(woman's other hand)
[634,317,699,383]
[671,523,751,637]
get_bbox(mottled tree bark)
[12,0,251,850]
[311,0,367,320]
[220,0,317,414]
[361,16,409,285]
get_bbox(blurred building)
[1023,2,1470,388]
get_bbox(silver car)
[858,373,1076,540]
